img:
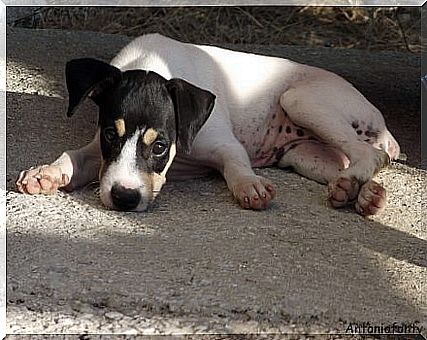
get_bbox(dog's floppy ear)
[65,58,122,117]
[166,78,216,153]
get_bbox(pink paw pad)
[355,180,386,216]
[327,177,360,208]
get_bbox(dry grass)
[12,6,421,53]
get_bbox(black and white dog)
[16,34,400,216]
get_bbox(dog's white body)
[112,34,397,167]
[17,34,400,215]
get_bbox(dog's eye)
[152,141,168,156]
[104,127,117,142]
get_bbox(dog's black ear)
[166,78,216,153]
[65,58,122,117]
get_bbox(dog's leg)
[279,78,394,215]
[278,141,349,184]
[277,141,386,216]
[190,125,276,210]
[221,142,276,210]
[16,130,101,195]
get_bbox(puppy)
[16,33,400,215]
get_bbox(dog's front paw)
[232,175,276,210]
[16,165,70,195]
[327,176,360,208]
[355,180,386,216]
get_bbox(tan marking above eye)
[143,128,159,145]
[115,119,126,137]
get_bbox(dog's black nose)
[110,184,141,211]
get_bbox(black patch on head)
[356,130,363,135]
[64,57,216,175]
[98,70,177,172]
[296,129,304,137]
[286,126,292,134]
[352,121,359,129]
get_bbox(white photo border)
[1,1,425,338]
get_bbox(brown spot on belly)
[252,101,319,167]
[365,130,379,138]
[275,147,285,160]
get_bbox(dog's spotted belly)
[236,105,317,167]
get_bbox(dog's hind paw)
[327,176,360,208]
[16,165,70,195]
[232,175,276,210]
[355,180,386,216]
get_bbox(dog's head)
[66,58,215,211]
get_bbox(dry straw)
[11,6,421,53]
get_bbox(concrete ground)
[5,28,427,335]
